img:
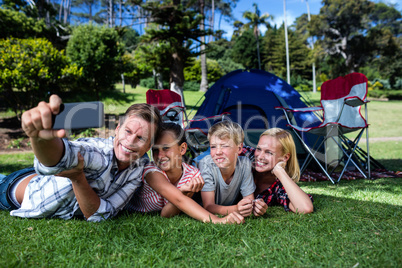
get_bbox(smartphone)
[52,102,104,129]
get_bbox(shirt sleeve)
[239,157,256,197]
[199,156,216,192]
[34,138,108,176]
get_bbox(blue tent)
[187,69,321,150]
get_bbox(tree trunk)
[199,0,208,92]
[170,52,185,105]
[210,0,215,42]
[121,73,125,93]
[59,0,64,22]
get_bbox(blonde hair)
[260,128,300,182]
[208,120,244,146]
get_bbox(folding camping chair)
[276,73,371,184]
[146,89,187,128]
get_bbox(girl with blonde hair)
[242,128,314,215]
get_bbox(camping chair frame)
[276,73,371,184]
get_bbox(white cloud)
[272,10,297,28]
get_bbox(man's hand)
[57,152,85,183]
[252,198,268,216]
[179,175,204,196]
[237,198,253,217]
[21,94,66,140]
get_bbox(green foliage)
[0,7,45,39]
[139,77,169,89]
[184,57,224,83]
[0,37,82,116]
[66,24,124,98]
[207,39,244,75]
[262,26,311,80]
[217,57,244,75]
[231,30,259,69]
[183,80,200,91]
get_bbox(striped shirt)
[125,162,200,212]
[10,136,148,222]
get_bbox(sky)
[217,0,402,39]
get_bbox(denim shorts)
[0,167,36,210]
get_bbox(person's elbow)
[298,202,314,214]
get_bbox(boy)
[199,120,255,217]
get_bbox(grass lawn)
[1,178,400,266]
[0,87,401,266]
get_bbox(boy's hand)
[180,175,204,195]
[57,152,85,183]
[252,199,268,216]
[21,94,66,140]
[237,198,253,217]
[220,212,244,224]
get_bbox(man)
[0,95,161,222]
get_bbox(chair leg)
[365,103,371,179]
[292,129,336,184]
[333,130,368,183]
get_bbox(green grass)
[0,178,400,267]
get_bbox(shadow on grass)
[378,159,402,172]
[300,177,402,196]
[0,162,33,175]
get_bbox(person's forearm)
[160,202,182,218]
[204,203,237,216]
[168,195,224,223]
[275,168,313,214]
[70,175,101,219]
[31,137,64,167]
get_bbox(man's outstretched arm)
[21,94,66,167]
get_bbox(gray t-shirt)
[199,155,255,206]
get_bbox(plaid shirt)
[10,137,147,222]
[240,146,313,212]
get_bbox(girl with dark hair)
[125,123,244,224]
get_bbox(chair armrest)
[344,97,369,107]
[188,112,230,123]
[275,106,323,113]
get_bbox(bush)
[368,90,402,100]
[0,37,82,117]
[387,91,402,100]
[66,24,124,97]
[184,58,224,83]
[140,77,169,89]
[183,80,200,91]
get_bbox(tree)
[140,0,210,97]
[0,7,45,39]
[309,0,375,77]
[207,38,244,74]
[242,3,273,69]
[262,25,311,80]
[0,38,82,117]
[66,24,124,99]
[231,30,258,69]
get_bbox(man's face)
[114,115,154,170]
[209,135,242,171]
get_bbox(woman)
[243,128,314,215]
